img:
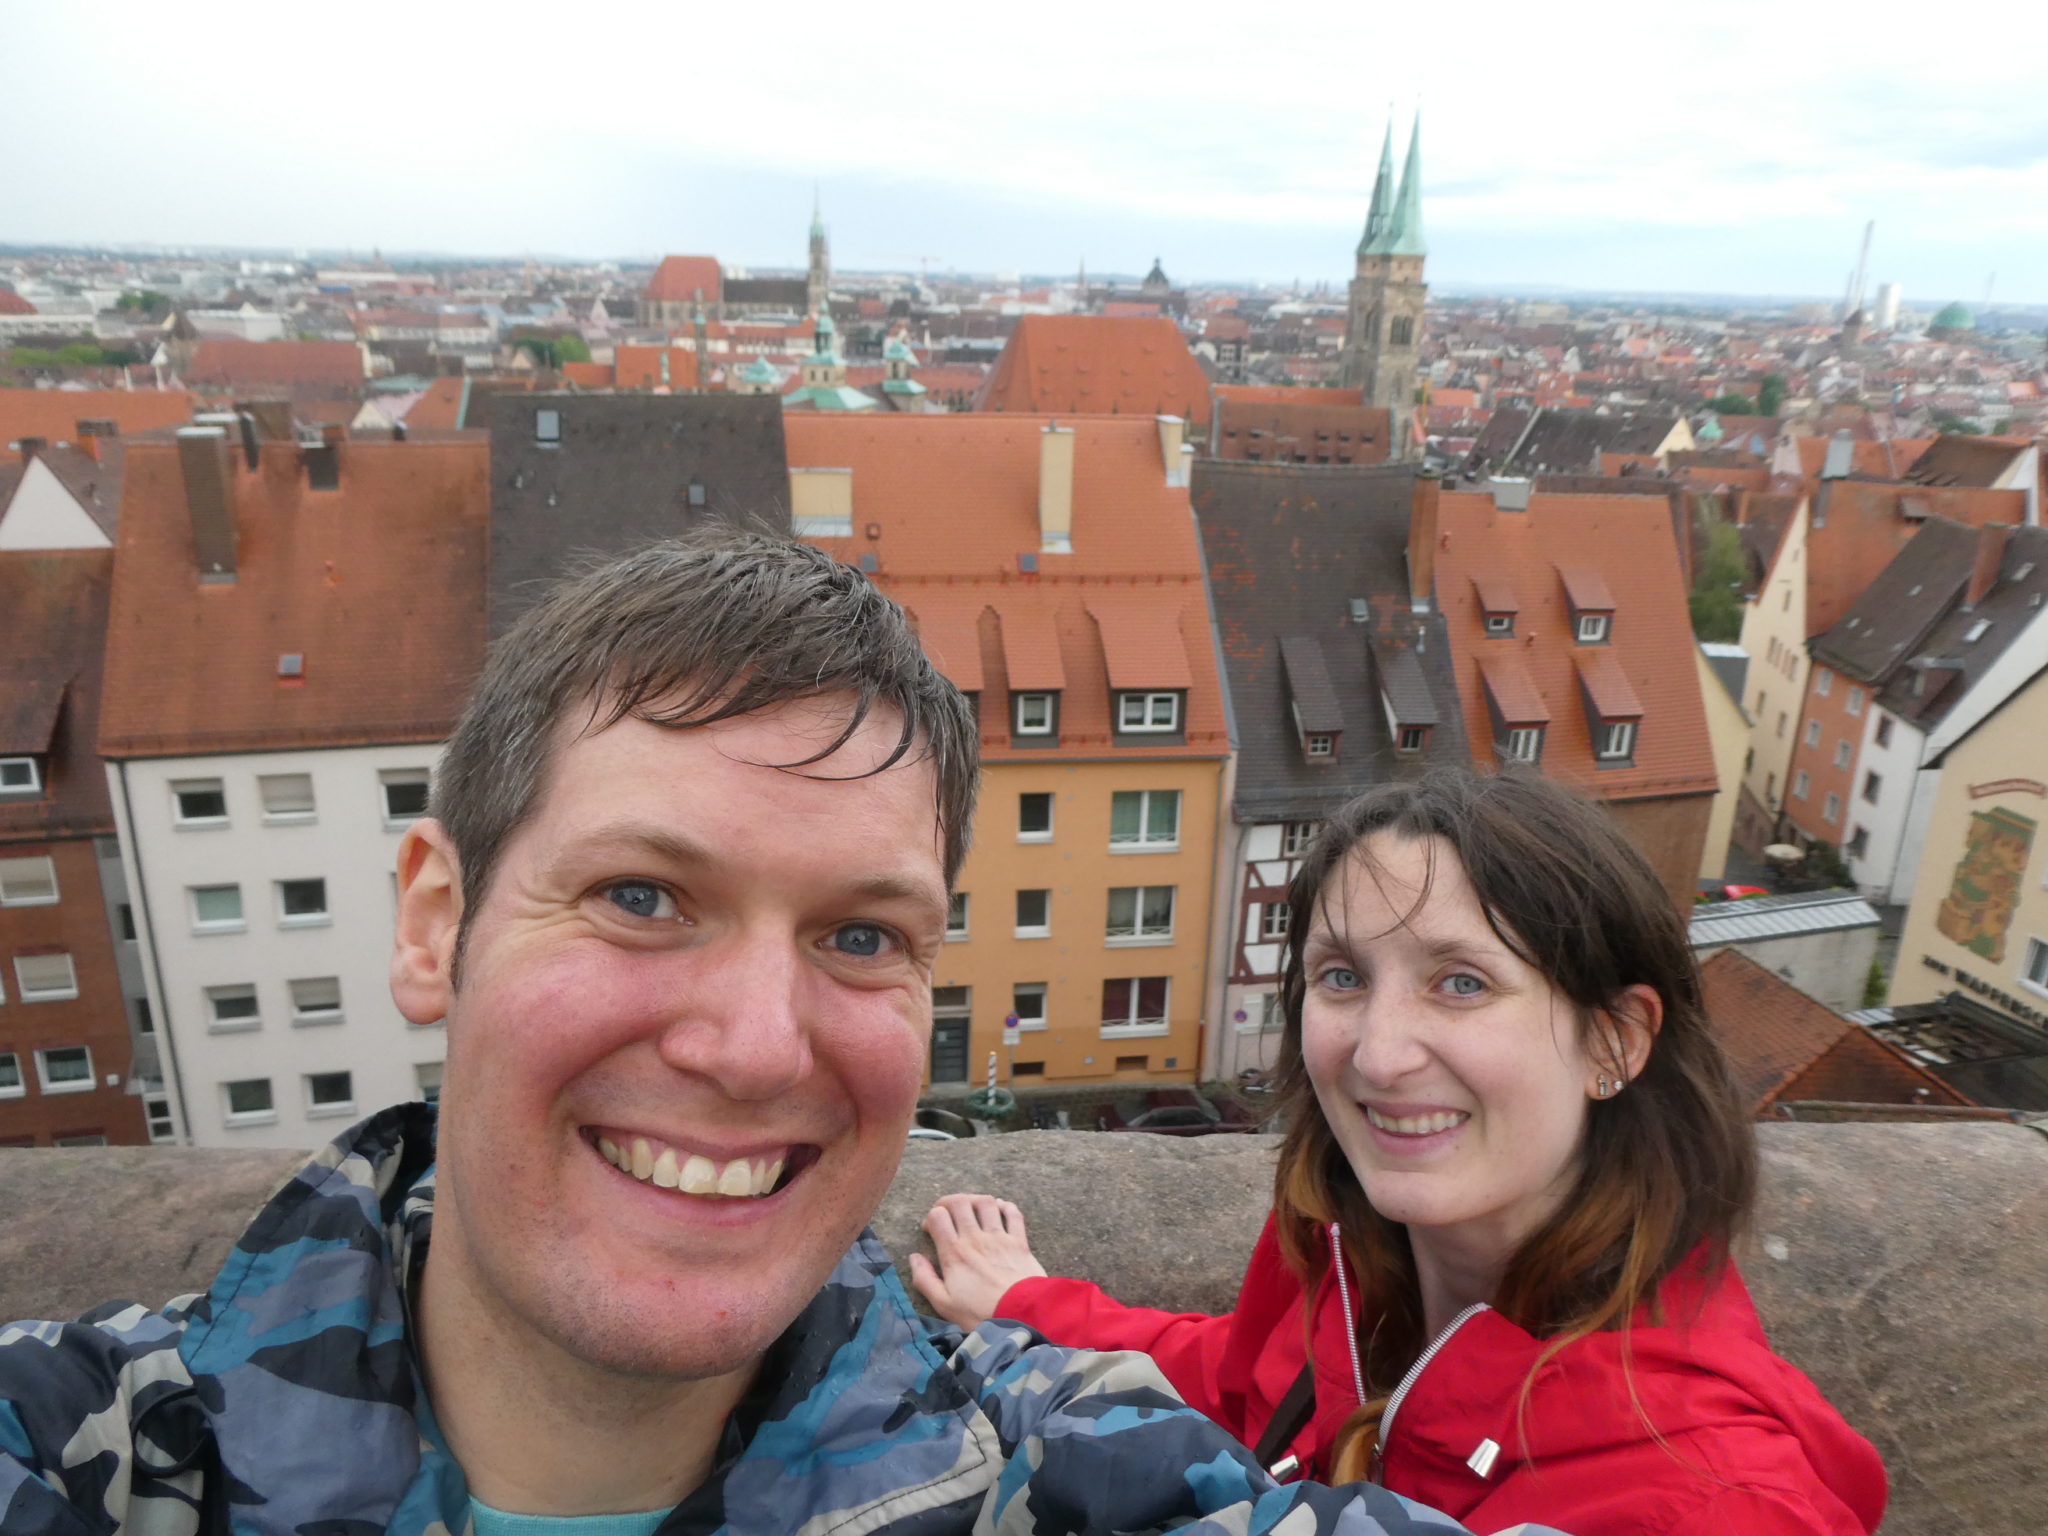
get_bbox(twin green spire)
[1358,112,1425,259]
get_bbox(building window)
[172,778,229,826]
[222,1077,275,1124]
[1013,692,1055,735]
[305,1070,355,1119]
[1101,976,1170,1037]
[1501,726,1543,763]
[1814,668,1832,696]
[1862,770,1882,805]
[946,892,970,941]
[1595,720,1637,761]
[1776,711,1787,738]
[1110,790,1179,850]
[190,883,246,932]
[1833,739,1852,769]
[1305,733,1334,758]
[0,1052,22,1099]
[1823,792,1842,824]
[1261,902,1291,940]
[1116,692,1180,733]
[1015,889,1051,937]
[35,1045,93,1094]
[0,756,44,798]
[0,855,59,906]
[1282,820,1319,857]
[205,984,261,1033]
[1575,613,1611,644]
[381,768,431,825]
[1846,686,1864,717]
[534,409,561,444]
[1397,725,1428,753]
[119,903,137,941]
[1874,714,1893,749]
[930,987,971,1087]
[1012,982,1047,1030]
[289,976,344,1026]
[16,952,79,1002]
[415,1062,444,1103]
[1106,885,1175,943]
[1012,1060,1045,1078]
[1483,613,1513,637]
[1846,826,1870,860]
[2024,938,2048,996]
[1018,792,1054,841]
[53,1133,108,1148]
[276,878,330,926]
[1804,719,1822,748]
[144,1095,176,1141]
[1793,770,1811,800]
[258,773,316,823]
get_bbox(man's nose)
[654,927,812,1100]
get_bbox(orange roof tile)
[1000,601,1068,691]
[0,388,193,446]
[905,596,985,693]
[1575,648,1643,718]
[644,256,723,306]
[184,340,363,396]
[977,316,1212,428]
[613,346,703,392]
[1806,480,2029,637]
[98,440,487,757]
[1213,384,1365,408]
[1089,597,1195,690]
[1479,653,1549,723]
[1557,565,1615,611]
[561,361,615,389]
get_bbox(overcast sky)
[8,1,2048,305]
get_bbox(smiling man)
[0,534,1555,1536]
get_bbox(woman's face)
[1299,833,1608,1265]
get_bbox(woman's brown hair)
[1269,768,1755,1481]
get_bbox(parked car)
[1097,1088,1262,1136]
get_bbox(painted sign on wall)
[1935,807,2036,963]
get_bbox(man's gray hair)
[432,530,978,971]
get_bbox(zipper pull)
[1466,1438,1501,1479]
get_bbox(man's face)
[398,696,947,1381]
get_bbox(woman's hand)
[907,1193,1049,1329]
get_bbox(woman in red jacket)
[911,770,1886,1535]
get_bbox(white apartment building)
[110,745,446,1148]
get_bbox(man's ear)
[1599,983,1663,1086]
[392,819,463,1027]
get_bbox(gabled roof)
[0,387,193,446]
[0,550,116,839]
[613,345,703,391]
[183,340,364,399]
[1192,461,1468,822]
[1211,398,1391,465]
[0,444,122,545]
[98,440,488,758]
[1870,524,2048,724]
[976,316,1212,428]
[644,256,723,306]
[1903,434,2031,489]
[1805,480,2027,637]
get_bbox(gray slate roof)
[1689,889,1881,947]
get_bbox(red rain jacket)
[996,1217,1885,1535]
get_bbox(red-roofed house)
[977,316,1213,432]
[0,388,194,447]
[785,413,1225,1087]
[640,256,724,327]
[181,340,366,403]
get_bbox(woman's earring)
[1595,1076,1611,1098]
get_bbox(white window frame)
[1100,976,1171,1039]
[0,756,43,797]
[304,1070,356,1120]
[222,1077,277,1126]
[1015,888,1051,939]
[1804,719,1821,747]
[289,976,344,1027]
[945,892,970,941]
[1013,692,1055,736]
[1575,612,1611,644]
[1846,686,1864,717]
[144,1094,176,1142]
[276,877,331,928]
[189,883,247,934]
[1502,726,1542,763]
[1305,733,1334,758]
[1109,789,1180,852]
[1862,770,1882,805]
[380,768,431,827]
[15,952,79,1003]
[1482,613,1513,637]
[258,772,317,824]
[1011,982,1048,1031]
[0,854,59,907]
[1116,692,1180,733]
[205,983,262,1034]
[1017,792,1054,843]
[1596,720,1636,761]
[34,1044,93,1094]
[1833,739,1852,769]
[1823,791,1842,825]
[1282,820,1319,857]
[1261,902,1291,940]
[1815,668,1832,696]
[1106,885,1176,944]
[1397,725,1427,752]
[171,777,230,828]
[0,1051,23,1099]
[2022,937,2048,1000]
[1794,770,1811,800]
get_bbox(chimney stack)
[1156,415,1186,487]
[1408,474,1440,613]
[176,427,238,580]
[16,436,47,465]
[1966,524,2013,608]
[240,400,295,443]
[1039,422,1075,553]
[75,419,118,462]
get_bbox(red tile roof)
[644,256,724,306]
[1806,480,2029,638]
[98,440,487,757]
[184,340,364,397]
[783,414,1225,762]
[1210,399,1391,465]
[0,388,193,446]
[613,346,703,391]
[0,550,115,840]
[1214,384,1365,408]
[0,290,37,316]
[977,316,1212,428]
[561,361,615,389]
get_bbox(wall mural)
[1935,806,2037,963]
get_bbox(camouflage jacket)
[0,1106,1562,1536]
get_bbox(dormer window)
[1559,565,1616,647]
[1473,574,1519,638]
[1013,692,1056,736]
[1484,613,1514,637]
[1398,725,1429,753]
[1596,721,1637,760]
[1481,653,1551,768]
[1501,727,1544,762]
[1306,733,1335,758]
[0,756,43,799]
[1576,650,1643,769]
[1117,692,1181,733]
[1575,612,1611,644]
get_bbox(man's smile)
[586,1126,816,1198]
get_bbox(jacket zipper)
[1372,1299,1491,1481]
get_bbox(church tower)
[1341,114,1427,457]
[807,192,831,318]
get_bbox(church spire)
[1368,113,1427,259]
[1357,115,1396,258]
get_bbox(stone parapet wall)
[5,1124,2044,1534]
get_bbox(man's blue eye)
[833,924,886,958]
[607,882,667,919]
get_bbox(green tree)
[1757,374,1787,416]
[116,290,170,314]
[1935,416,1986,435]
[1704,392,1755,415]
[1861,959,1888,1010]
[1688,519,1747,643]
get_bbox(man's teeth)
[1365,1107,1470,1136]
[596,1136,785,1197]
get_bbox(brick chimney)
[1156,415,1186,487]
[1039,422,1075,554]
[176,427,238,580]
[1408,474,1440,613]
[1966,524,2013,608]
[74,419,118,462]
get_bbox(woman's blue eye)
[1443,973,1485,997]
[1322,967,1361,990]
[605,881,670,919]
[833,923,888,958]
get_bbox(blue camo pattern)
[0,1104,1574,1536]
